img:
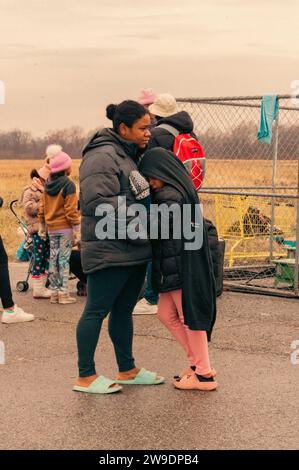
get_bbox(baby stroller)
[10,199,38,292]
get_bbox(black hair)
[30,169,40,179]
[106,100,149,133]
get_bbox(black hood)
[82,128,141,161]
[45,175,69,196]
[139,147,198,204]
[158,111,194,134]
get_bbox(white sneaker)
[1,305,35,324]
[133,298,158,315]
[32,277,51,299]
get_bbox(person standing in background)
[21,163,52,299]
[0,197,34,324]
[39,151,81,305]
[133,88,159,314]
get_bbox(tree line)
[0,122,298,159]
[0,126,95,159]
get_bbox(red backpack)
[158,123,206,190]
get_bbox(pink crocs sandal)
[174,373,218,391]
[174,367,217,381]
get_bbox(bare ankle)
[76,374,98,386]
[117,367,139,379]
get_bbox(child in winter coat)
[39,151,80,304]
[21,164,51,299]
[138,147,218,391]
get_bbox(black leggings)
[0,237,14,309]
[76,263,147,378]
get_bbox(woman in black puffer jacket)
[139,147,218,391]
[74,101,164,395]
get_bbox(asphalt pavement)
[0,262,298,450]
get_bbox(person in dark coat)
[147,93,196,151]
[139,92,195,309]
[73,101,164,395]
[0,197,34,323]
[133,88,159,311]
[139,147,218,391]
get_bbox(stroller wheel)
[16,281,29,293]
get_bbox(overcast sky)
[1,0,299,135]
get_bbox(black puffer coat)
[148,111,195,150]
[150,192,219,296]
[150,185,184,293]
[80,128,151,274]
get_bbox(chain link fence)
[177,95,299,297]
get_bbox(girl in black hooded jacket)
[139,148,218,391]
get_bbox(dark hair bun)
[106,104,118,121]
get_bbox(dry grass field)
[0,159,297,260]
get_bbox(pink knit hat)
[37,162,51,180]
[138,88,157,106]
[49,151,72,174]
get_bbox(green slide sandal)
[73,375,122,394]
[115,367,165,385]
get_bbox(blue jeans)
[144,261,158,305]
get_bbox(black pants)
[76,263,147,377]
[69,250,87,284]
[0,237,14,309]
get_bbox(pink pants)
[157,289,211,375]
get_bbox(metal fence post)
[270,109,279,261]
[294,159,299,295]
